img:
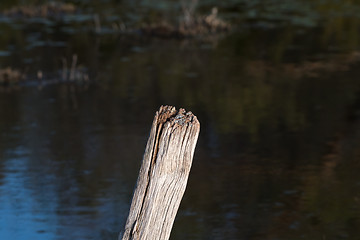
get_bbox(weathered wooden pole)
[119,105,200,240]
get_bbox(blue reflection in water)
[0,144,126,240]
[0,147,57,239]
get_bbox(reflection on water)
[1,1,360,240]
[0,92,141,239]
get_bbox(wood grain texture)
[119,106,200,240]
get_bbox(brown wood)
[119,105,200,240]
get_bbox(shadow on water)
[1,1,360,240]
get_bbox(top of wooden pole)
[155,105,198,126]
[120,105,200,240]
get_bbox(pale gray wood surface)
[119,105,200,240]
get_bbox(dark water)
[1,1,360,239]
